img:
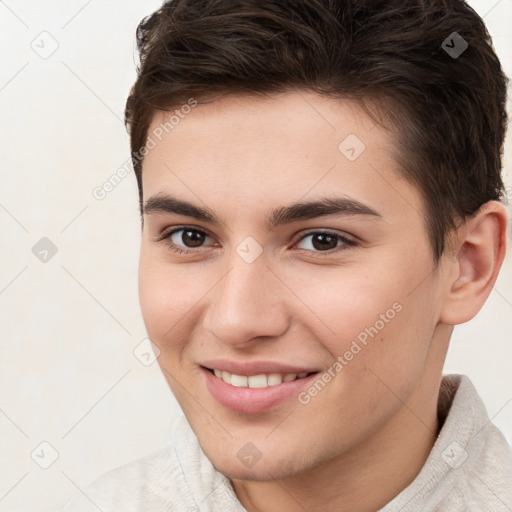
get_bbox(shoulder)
[431,375,512,510]
[382,374,512,512]
[57,413,243,512]
[58,443,190,512]
[436,420,512,511]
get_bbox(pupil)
[183,230,204,247]
[312,233,337,251]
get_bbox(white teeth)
[267,373,283,386]
[247,374,267,388]
[231,374,248,387]
[212,369,310,388]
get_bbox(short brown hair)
[125,0,508,261]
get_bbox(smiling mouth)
[203,367,318,389]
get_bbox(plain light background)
[0,1,511,510]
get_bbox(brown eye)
[295,231,356,254]
[311,233,338,251]
[158,227,215,254]
[172,229,206,248]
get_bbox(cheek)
[287,260,435,383]
[286,264,403,341]
[137,249,205,349]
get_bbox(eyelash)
[156,226,357,258]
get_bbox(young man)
[60,0,511,510]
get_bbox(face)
[138,91,450,481]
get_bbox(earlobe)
[440,201,509,325]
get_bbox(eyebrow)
[143,193,382,228]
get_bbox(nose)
[202,255,290,348]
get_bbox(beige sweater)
[59,374,512,511]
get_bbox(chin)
[204,443,315,482]
[214,460,294,482]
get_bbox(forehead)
[141,91,424,226]
[145,92,381,169]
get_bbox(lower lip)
[201,366,319,414]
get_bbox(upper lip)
[200,358,320,376]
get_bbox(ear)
[440,200,509,325]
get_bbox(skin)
[138,91,508,512]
